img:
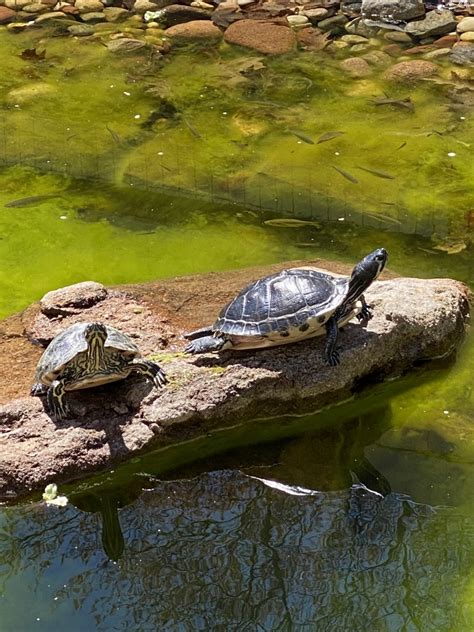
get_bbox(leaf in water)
[357,165,395,179]
[43,483,58,501]
[317,131,344,144]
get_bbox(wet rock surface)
[0,259,470,501]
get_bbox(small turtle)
[31,322,167,420]
[185,248,387,365]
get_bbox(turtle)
[31,322,167,420]
[184,248,387,366]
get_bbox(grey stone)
[345,16,379,37]
[0,263,469,501]
[450,42,474,65]
[318,14,349,33]
[361,0,425,23]
[405,10,457,38]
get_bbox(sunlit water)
[0,25,473,632]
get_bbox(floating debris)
[433,240,467,255]
[332,165,359,184]
[288,129,314,144]
[317,131,344,144]
[42,483,68,507]
[357,165,395,180]
[5,194,63,208]
[264,218,321,228]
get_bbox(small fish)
[397,142,407,150]
[288,130,314,144]
[264,218,321,228]
[182,117,202,139]
[317,131,344,144]
[417,247,439,255]
[5,194,62,208]
[106,124,123,146]
[365,213,401,226]
[357,165,395,180]
[370,97,414,112]
[332,165,358,184]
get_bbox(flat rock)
[224,19,297,54]
[361,0,425,23]
[405,10,457,39]
[384,59,439,82]
[40,281,108,318]
[0,6,16,23]
[0,259,469,501]
[165,20,222,41]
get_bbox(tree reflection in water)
[1,470,471,631]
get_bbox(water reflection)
[1,470,471,631]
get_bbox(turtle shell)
[214,268,348,337]
[34,322,140,385]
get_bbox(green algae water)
[0,26,473,632]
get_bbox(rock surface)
[0,259,470,501]
[224,19,297,54]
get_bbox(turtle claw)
[326,350,340,367]
[357,303,373,324]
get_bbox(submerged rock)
[224,19,297,54]
[384,59,439,82]
[0,259,469,501]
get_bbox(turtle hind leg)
[183,326,214,341]
[131,359,167,388]
[185,335,227,355]
[47,379,71,421]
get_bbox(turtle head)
[84,323,108,369]
[84,322,108,345]
[346,248,388,302]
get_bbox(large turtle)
[185,248,387,365]
[31,322,167,420]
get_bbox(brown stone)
[297,26,331,51]
[339,56,372,77]
[224,18,297,54]
[0,6,16,23]
[404,44,436,55]
[382,43,403,57]
[433,34,458,48]
[0,260,469,501]
[39,281,108,318]
[165,20,223,42]
[384,60,439,82]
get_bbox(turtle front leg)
[185,335,228,354]
[131,359,167,388]
[47,379,71,421]
[324,316,340,366]
[356,295,373,324]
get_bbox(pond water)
[0,26,473,632]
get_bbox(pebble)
[287,15,309,27]
[460,31,474,42]
[457,16,474,33]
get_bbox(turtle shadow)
[34,375,159,456]
[187,324,383,374]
